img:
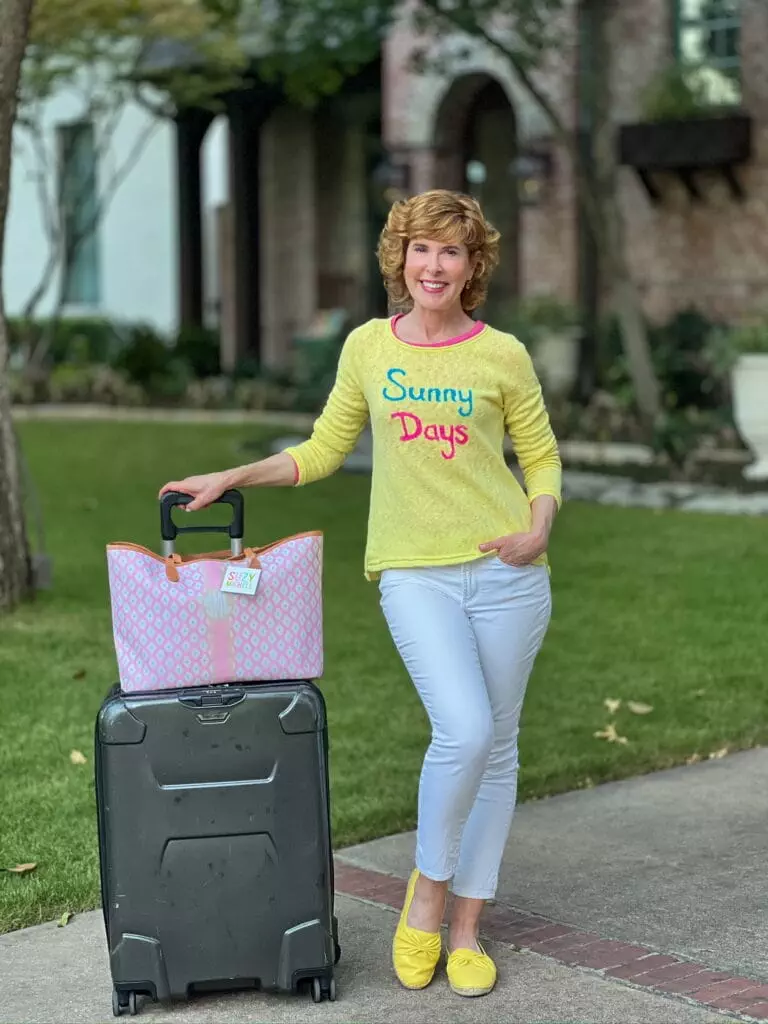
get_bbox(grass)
[1,419,767,934]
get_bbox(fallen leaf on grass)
[686,752,702,765]
[2,863,37,875]
[58,911,74,927]
[694,689,707,698]
[603,698,622,715]
[72,669,86,680]
[594,723,629,745]
[69,750,87,765]
[628,701,654,715]
[709,747,729,760]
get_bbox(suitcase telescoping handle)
[160,489,245,557]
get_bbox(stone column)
[227,96,263,369]
[259,106,318,369]
[175,109,214,329]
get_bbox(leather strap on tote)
[164,548,261,583]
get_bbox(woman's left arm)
[478,346,562,566]
[504,344,563,511]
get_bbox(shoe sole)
[449,982,495,997]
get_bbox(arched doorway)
[433,75,519,318]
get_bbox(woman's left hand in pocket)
[478,531,547,566]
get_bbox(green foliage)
[496,295,581,348]
[174,325,221,378]
[46,364,145,405]
[599,308,742,467]
[24,0,248,115]
[240,0,395,105]
[707,321,768,370]
[410,0,568,72]
[110,324,177,388]
[602,307,729,412]
[640,62,729,122]
[7,317,120,366]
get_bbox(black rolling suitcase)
[95,497,339,1018]
[96,680,340,1016]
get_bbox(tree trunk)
[0,0,35,611]
[428,0,666,430]
[591,0,662,424]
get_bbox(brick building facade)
[164,1,763,369]
[382,0,767,327]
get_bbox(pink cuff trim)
[390,314,484,348]
[287,454,300,484]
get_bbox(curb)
[334,860,768,1022]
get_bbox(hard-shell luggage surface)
[95,680,340,1017]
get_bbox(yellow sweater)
[284,317,562,579]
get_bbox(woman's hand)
[158,471,232,512]
[478,530,548,566]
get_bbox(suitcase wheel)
[311,976,337,1003]
[112,988,138,1017]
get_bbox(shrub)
[110,325,175,388]
[184,377,232,410]
[174,325,221,378]
[7,317,121,366]
[601,307,729,412]
[46,365,145,406]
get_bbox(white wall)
[4,87,227,335]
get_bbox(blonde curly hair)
[376,189,501,313]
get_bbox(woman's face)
[404,237,474,314]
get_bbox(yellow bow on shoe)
[447,943,497,997]
[392,870,442,990]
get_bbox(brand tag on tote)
[220,566,262,596]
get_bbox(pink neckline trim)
[390,314,484,348]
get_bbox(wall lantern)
[372,155,411,204]
[511,150,553,206]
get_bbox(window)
[674,0,741,104]
[57,121,101,306]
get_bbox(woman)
[160,189,561,999]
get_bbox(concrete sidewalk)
[0,896,729,1024]
[341,747,768,984]
[3,750,767,1023]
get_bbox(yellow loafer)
[447,943,497,997]
[392,869,442,990]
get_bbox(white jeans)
[379,555,552,900]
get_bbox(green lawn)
[1,419,766,934]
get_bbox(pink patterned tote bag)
[105,490,324,693]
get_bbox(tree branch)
[421,0,604,243]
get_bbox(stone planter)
[732,353,768,481]
[532,327,581,398]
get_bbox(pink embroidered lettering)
[391,411,423,441]
[391,412,470,460]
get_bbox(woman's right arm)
[158,331,368,511]
[158,452,299,511]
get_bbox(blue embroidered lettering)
[382,367,407,401]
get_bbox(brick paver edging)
[335,860,768,1021]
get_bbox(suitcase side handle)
[160,489,245,555]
